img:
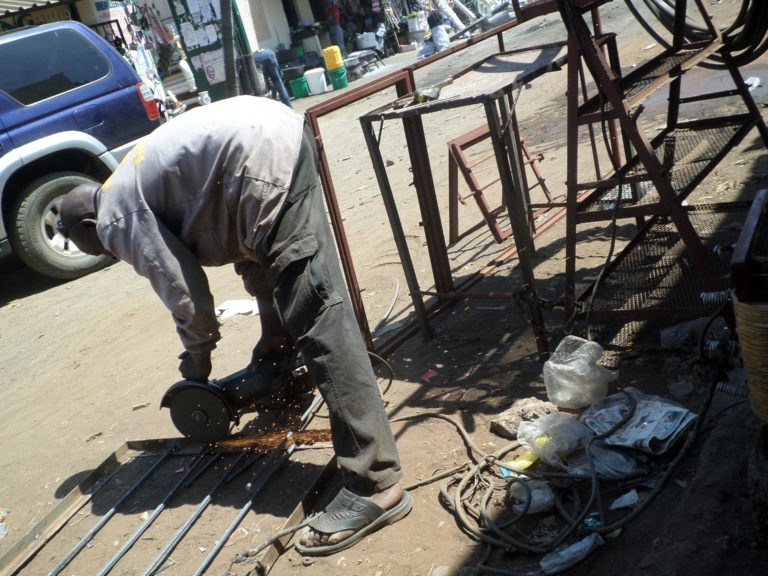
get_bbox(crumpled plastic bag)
[517,412,593,470]
[517,412,645,479]
[543,335,617,409]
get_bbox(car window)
[0,28,111,105]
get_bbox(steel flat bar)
[575,203,664,223]
[587,307,723,322]
[48,448,173,576]
[97,448,219,576]
[192,444,296,576]
[141,451,250,576]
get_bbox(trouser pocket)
[270,234,342,339]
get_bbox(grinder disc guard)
[165,383,232,442]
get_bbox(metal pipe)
[141,452,249,576]
[48,449,173,576]
[97,448,219,576]
[192,443,296,576]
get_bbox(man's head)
[57,182,112,257]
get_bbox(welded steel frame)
[447,124,554,245]
[559,0,768,326]
[304,19,526,352]
[731,188,768,303]
[357,43,571,360]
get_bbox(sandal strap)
[309,487,385,534]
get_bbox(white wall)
[295,0,315,25]
[247,0,291,51]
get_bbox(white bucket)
[304,68,327,95]
[356,32,377,50]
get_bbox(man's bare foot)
[298,482,404,549]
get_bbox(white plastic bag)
[543,336,616,409]
[517,412,593,469]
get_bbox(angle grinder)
[160,352,314,443]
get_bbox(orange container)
[323,45,344,71]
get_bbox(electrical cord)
[368,350,395,397]
[229,369,715,576]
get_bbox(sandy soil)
[2,2,768,575]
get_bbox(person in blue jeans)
[253,48,293,108]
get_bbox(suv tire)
[10,172,111,279]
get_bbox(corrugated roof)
[0,0,68,17]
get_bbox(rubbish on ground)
[85,431,103,443]
[215,299,259,320]
[490,396,559,439]
[580,387,697,454]
[516,408,646,479]
[517,412,593,469]
[507,450,539,471]
[420,369,440,384]
[539,533,604,574]
[745,76,761,91]
[609,488,640,510]
[132,402,151,411]
[583,512,600,527]
[412,86,441,104]
[565,442,646,479]
[508,479,555,515]
[543,336,616,409]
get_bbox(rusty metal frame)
[303,19,521,350]
[558,0,768,327]
[447,124,553,245]
[731,188,768,302]
[355,43,571,361]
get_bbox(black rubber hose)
[625,0,768,69]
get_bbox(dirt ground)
[2,2,768,575]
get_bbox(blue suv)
[0,20,161,279]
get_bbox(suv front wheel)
[10,172,112,279]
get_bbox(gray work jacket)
[95,96,305,354]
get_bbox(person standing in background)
[253,48,293,108]
[326,0,347,57]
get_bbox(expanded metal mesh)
[581,202,750,363]
[624,47,709,102]
[579,117,749,212]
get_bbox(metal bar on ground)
[192,443,296,576]
[97,448,219,576]
[0,444,132,576]
[141,451,250,576]
[48,448,173,576]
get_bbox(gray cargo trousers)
[235,124,402,494]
